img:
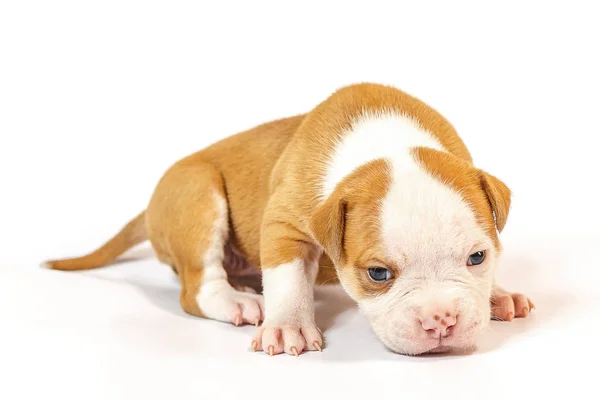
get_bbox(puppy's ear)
[309,191,347,266]
[479,170,511,232]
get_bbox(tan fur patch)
[411,147,511,250]
[181,115,306,268]
[309,159,394,298]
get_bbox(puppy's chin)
[425,345,453,354]
[383,339,476,357]
[379,338,449,356]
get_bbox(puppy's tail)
[42,211,148,271]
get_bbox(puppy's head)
[309,149,511,355]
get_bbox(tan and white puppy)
[44,83,533,356]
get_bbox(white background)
[1,1,599,399]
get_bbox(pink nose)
[421,311,457,338]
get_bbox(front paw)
[251,320,323,356]
[491,285,535,321]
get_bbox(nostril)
[447,315,458,328]
[425,328,439,338]
[442,325,454,338]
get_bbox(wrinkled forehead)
[379,164,494,263]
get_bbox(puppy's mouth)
[425,345,452,354]
[413,340,453,355]
[416,333,479,356]
[407,332,479,356]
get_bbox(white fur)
[320,111,497,355]
[256,257,322,353]
[380,158,494,265]
[321,111,444,200]
[261,258,318,323]
[196,191,263,323]
[200,191,229,283]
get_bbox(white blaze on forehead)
[320,112,445,200]
[381,167,480,261]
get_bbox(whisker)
[317,277,339,287]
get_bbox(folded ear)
[308,191,347,265]
[479,170,511,232]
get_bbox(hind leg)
[146,162,264,326]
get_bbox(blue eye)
[367,267,393,282]
[468,251,486,266]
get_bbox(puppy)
[44,83,534,356]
